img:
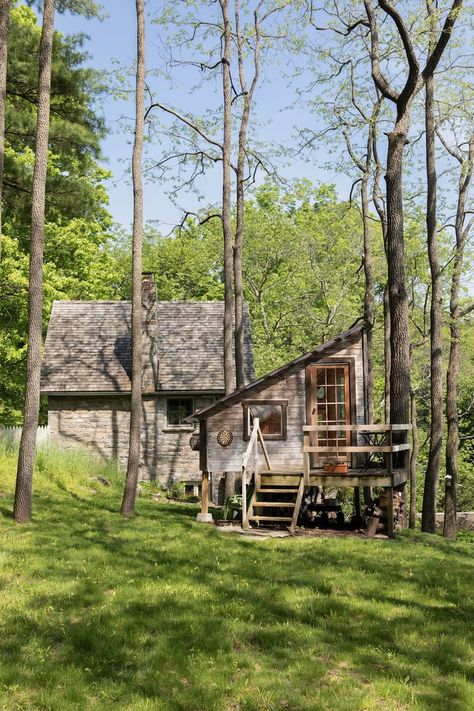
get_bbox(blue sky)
[54,1,354,232]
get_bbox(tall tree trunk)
[365,0,462,438]
[219,0,235,497]
[219,0,234,395]
[362,150,374,423]
[422,5,443,533]
[233,0,260,389]
[443,133,474,539]
[383,284,391,422]
[409,385,418,528]
[0,0,9,259]
[372,120,390,423]
[121,0,145,517]
[234,0,247,391]
[361,144,374,505]
[13,0,55,523]
[385,117,411,429]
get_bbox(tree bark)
[383,284,391,422]
[121,0,145,517]
[0,0,9,259]
[384,116,411,428]
[219,0,234,395]
[443,133,474,539]
[361,138,375,423]
[361,135,375,505]
[372,119,390,423]
[409,385,418,529]
[14,0,56,523]
[365,0,462,437]
[233,1,260,389]
[422,6,443,533]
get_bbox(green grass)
[0,446,473,711]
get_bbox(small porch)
[199,420,411,538]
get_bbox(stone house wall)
[47,393,214,485]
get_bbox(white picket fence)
[0,426,50,447]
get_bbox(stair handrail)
[241,418,272,526]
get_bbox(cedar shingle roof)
[40,300,254,393]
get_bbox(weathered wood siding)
[47,394,212,484]
[206,336,365,472]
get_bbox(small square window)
[167,398,194,426]
[243,400,287,440]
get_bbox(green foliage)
[166,480,186,501]
[108,222,224,301]
[243,182,381,373]
[0,5,114,425]
[26,0,104,19]
[108,182,382,377]
[0,451,473,710]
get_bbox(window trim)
[165,396,196,429]
[242,399,288,441]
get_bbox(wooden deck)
[259,467,408,488]
[219,421,413,537]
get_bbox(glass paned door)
[307,364,351,467]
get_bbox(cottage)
[40,273,254,486]
[189,323,410,535]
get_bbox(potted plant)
[323,457,348,474]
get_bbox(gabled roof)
[41,300,254,393]
[186,322,365,421]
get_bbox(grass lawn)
[0,447,473,711]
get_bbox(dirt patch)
[294,526,386,539]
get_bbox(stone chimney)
[141,272,158,391]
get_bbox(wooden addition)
[187,323,410,538]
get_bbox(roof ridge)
[52,300,226,305]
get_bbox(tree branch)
[363,0,399,102]
[145,102,223,151]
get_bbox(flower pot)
[323,462,348,474]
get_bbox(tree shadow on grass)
[1,489,473,710]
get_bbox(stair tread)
[254,501,296,508]
[258,488,299,493]
[260,470,303,475]
[248,516,293,522]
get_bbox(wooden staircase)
[243,472,305,533]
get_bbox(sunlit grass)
[0,446,473,710]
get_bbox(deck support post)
[196,471,213,523]
[386,486,394,538]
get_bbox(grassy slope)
[0,448,473,711]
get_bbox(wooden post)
[397,427,408,528]
[196,471,213,523]
[202,471,209,515]
[386,486,394,538]
[303,430,310,486]
[242,465,247,528]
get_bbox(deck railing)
[241,418,272,524]
[302,424,411,486]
